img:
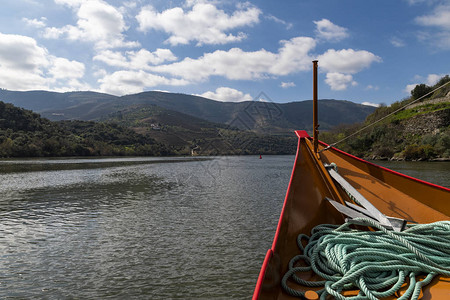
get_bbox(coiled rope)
[281,218,450,299]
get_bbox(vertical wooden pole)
[312,60,319,154]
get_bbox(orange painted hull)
[253,131,450,300]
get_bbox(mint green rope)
[281,218,450,299]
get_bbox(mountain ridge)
[0,100,298,157]
[0,89,376,133]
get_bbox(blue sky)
[0,0,449,106]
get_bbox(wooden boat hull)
[253,130,450,300]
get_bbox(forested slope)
[0,101,170,157]
[321,76,450,160]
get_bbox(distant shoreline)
[365,156,450,162]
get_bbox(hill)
[0,89,117,112]
[119,92,375,133]
[101,104,297,155]
[0,89,376,157]
[321,75,450,160]
[0,89,376,133]
[0,100,297,157]
[0,101,171,157]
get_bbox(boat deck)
[254,131,450,299]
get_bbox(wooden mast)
[312,60,319,154]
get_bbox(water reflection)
[0,156,447,299]
[0,156,210,174]
[0,156,292,299]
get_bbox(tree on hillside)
[411,84,432,100]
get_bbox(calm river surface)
[0,156,448,299]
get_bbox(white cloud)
[405,83,418,94]
[48,57,85,79]
[93,50,126,68]
[42,27,62,39]
[184,0,211,6]
[390,37,406,47]
[415,4,450,49]
[146,35,379,92]
[51,78,92,93]
[325,72,357,91]
[270,37,316,75]
[266,15,293,29]
[405,0,427,4]
[93,68,108,78]
[136,1,261,46]
[425,73,444,85]
[0,32,49,90]
[280,82,296,88]
[150,36,316,81]
[320,48,379,90]
[405,0,441,5]
[198,87,252,102]
[318,49,381,74]
[0,32,87,91]
[98,70,189,95]
[0,33,48,71]
[416,4,450,29]
[93,48,177,69]
[54,0,87,8]
[314,19,349,42]
[22,17,47,28]
[365,85,379,91]
[121,1,137,10]
[362,102,380,107]
[44,0,139,49]
[21,0,41,5]
[405,73,446,94]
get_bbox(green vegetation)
[0,100,296,158]
[198,129,297,155]
[321,75,450,160]
[103,104,297,156]
[5,75,446,160]
[0,89,378,158]
[0,101,172,158]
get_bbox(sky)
[0,0,449,106]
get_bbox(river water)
[0,156,448,299]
